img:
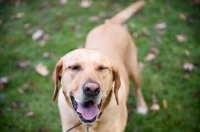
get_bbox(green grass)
[0,0,200,131]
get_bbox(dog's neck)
[66,112,103,132]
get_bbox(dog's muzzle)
[70,81,102,123]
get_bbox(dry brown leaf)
[122,24,129,30]
[15,13,25,19]
[154,22,167,30]
[75,25,81,30]
[183,73,190,79]
[99,12,106,18]
[78,45,84,49]
[176,34,187,42]
[177,104,181,113]
[17,88,24,94]
[150,90,160,111]
[88,16,100,22]
[11,102,20,109]
[80,0,92,8]
[35,63,49,76]
[24,23,31,29]
[150,104,160,111]
[0,19,3,25]
[185,50,190,56]
[179,12,187,20]
[42,34,51,40]
[145,53,156,61]
[26,111,35,117]
[43,52,55,58]
[183,62,194,71]
[38,40,46,47]
[60,0,68,5]
[76,33,83,39]
[16,61,29,69]
[151,47,159,55]
[162,99,167,109]
[0,76,9,89]
[138,62,145,71]
[23,83,30,90]
[32,30,44,40]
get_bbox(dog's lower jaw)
[70,96,102,124]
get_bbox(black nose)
[83,82,100,97]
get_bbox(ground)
[0,0,200,131]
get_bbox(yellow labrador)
[52,1,147,132]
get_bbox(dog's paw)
[137,107,148,115]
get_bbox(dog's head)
[52,49,121,124]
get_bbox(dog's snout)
[83,82,100,97]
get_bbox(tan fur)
[52,1,147,132]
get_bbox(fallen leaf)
[179,12,187,20]
[80,0,92,8]
[24,23,31,30]
[78,45,84,49]
[0,19,3,25]
[132,32,141,38]
[88,16,100,22]
[42,34,51,40]
[60,0,68,5]
[43,52,55,58]
[23,83,30,90]
[0,76,9,89]
[15,12,25,19]
[99,12,106,18]
[183,62,194,71]
[17,88,24,94]
[177,105,181,113]
[151,47,159,55]
[183,73,190,79]
[138,62,145,71]
[176,34,187,42]
[76,33,83,39]
[75,25,81,30]
[10,15,15,20]
[32,30,44,40]
[11,102,20,109]
[26,111,35,117]
[150,104,160,111]
[150,90,160,111]
[162,99,167,109]
[35,63,49,76]
[42,2,51,8]
[154,22,167,30]
[122,24,129,30]
[16,61,29,69]
[8,39,15,45]
[193,0,200,5]
[43,52,49,58]
[38,40,46,47]
[185,50,190,56]
[26,29,33,35]
[145,53,156,61]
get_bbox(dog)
[52,1,147,131]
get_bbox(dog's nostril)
[83,82,100,97]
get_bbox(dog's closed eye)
[68,65,81,71]
[97,66,108,72]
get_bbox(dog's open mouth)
[70,96,102,123]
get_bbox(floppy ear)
[52,59,63,101]
[112,65,121,105]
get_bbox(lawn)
[0,0,200,131]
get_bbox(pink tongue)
[77,102,99,120]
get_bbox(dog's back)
[85,1,145,62]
